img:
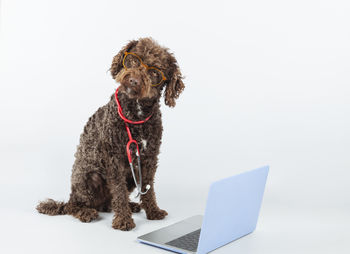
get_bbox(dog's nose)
[129,77,140,86]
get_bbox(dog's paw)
[112,217,136,231]
[129,202,141,213]
[77,208,99,223]
[146,209,168,220]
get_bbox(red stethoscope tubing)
[115,87,152,124]
[115,87,152,164]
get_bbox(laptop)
[138,165,269,254]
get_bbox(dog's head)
[110,38,184,107]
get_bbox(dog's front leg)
[140,164,168,220]
[107,167,135,231]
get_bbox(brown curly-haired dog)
[36,37,185,231]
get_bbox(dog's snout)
[129,77,140,86]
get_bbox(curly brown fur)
[37,199,67,215]
[36,37,184,230]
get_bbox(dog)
[36,37,184,231]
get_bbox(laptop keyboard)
[165,229,201,252]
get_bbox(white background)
[1,0,349,253]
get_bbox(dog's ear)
[110,40,138,78]
[164,65,185,107]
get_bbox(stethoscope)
[115,87,151,198]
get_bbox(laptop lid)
[196,165,269,254]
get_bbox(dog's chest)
[140,138,147,151]
[135,101,148,151]
[134,126,148,152]
[136,102,143,117]
[117,99,158,153]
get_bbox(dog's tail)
[36,199,68,215]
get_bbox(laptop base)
[138,215,203,254]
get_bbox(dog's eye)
[147,68,163,85]
[124,54,141,69]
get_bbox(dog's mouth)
[121,85,139,97]
[115,71,139,96]
[119,79,142,98]
[116,71,158,99]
